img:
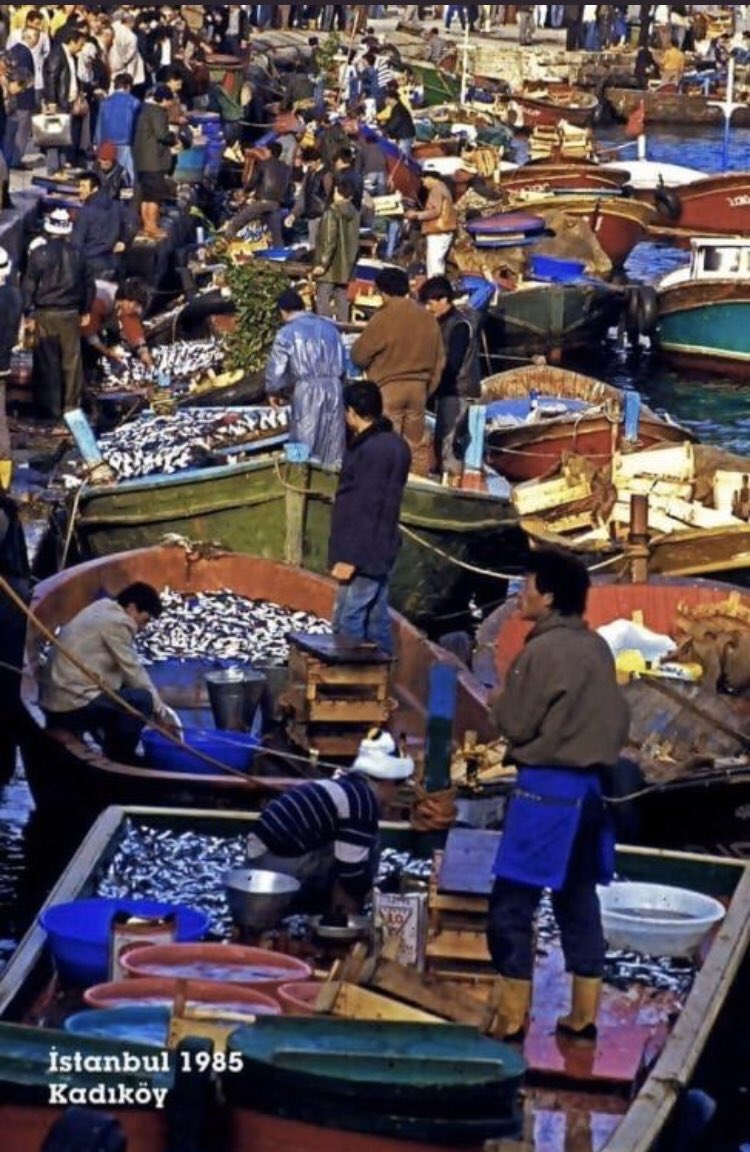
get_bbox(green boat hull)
[410,63,462,107]
[65,457,519,624]
[657,297,750,378]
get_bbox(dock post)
[423,663,458,793]
[283,455,310,568]
[628,494,650,583]
[461,404,487,492]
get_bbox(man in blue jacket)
[328,380,411,657]
[95,73,141,185]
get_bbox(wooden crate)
[425,850,494,982]
[284,634,392,758]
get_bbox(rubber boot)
[490,977,532,1042]
[0,460,11,490]
[557,976,602,1041]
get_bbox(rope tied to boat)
[410,783,459,832]
[400,523,628,581]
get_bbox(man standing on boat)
[38,583,176,764]
[351,267,444,476]
[328,380,411,658]
[486,551,629,1042]
[246,729,414,914]
[266,289,346,467]
[419,275,482,485]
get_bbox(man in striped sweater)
[246,731,414,915]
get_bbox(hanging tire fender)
[635,284,659,334]
[654,184,683,221]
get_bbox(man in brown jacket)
[351,267,445,476]
[405,173,457,278]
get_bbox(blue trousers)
[333,575,394,657]
[45,687,154,763]
[445,5,466,30]
[488,790,607,980]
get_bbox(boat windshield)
[700,246,743,275]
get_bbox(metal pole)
[460,16,470,104]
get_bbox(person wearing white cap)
[246,729,414,916]
[21,209,95,423]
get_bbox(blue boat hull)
[656,283,750,378]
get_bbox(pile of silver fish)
[101,340,225,392]
[536,892,696,999]
[136,589,330,667]
[97,822,246,937]
[98,406,290,479]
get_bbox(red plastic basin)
[83,978,281,1016]
[276,981,326,1016]
[121,943,312,994]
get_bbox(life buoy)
[654,184,683,222]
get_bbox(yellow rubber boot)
[557,976,602,1041]
[0,460,11,491]
[490,977,532,1041]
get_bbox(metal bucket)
[224,869,301,931]
[205,668,267,733]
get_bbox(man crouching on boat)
[39,583,175,763]
[246,730,414,916]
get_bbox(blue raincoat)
[266,312,346,466]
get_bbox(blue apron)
[493,767,615,891]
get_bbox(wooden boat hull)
[1,806,749,1152]
[605,85,750,128]
[410,63,461,107]
[515,195,657,267]
[480,579,750,851]
[507,89,599,130]
[498,164,628,198]
[60,457,519,625]
[649,172,750,239]
[483,282,624,363]
[20,547,492,820]
[656,280,750,378]
[482,364,692,482]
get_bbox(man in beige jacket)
[351,267,445,476]
[39,582,173,762]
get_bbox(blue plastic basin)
[65,1006,170,1049]
[142,728,260,776]
[40,899,208,988]
[530,255,586,283]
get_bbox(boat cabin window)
[700,246,742,275]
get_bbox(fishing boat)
[409,61,462,108]
[20,546,493,821]
[604,84,750,129]
[0,804,748,1152]
[481,365,691,483]
[497,160,631,198]
[481,276,625,364]
[515,440,750,581]
[52,453,520,625]
[504,194,657,268]
[477,578,750,851]
[499,84,601,130]
[646,171,750,242]
[655,237,750,378]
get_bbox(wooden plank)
[365,959,495,1030]
[308,700,391,724]
[307,666,391,687]
[524,1021,651,1091]
[289,633,391,664]
[429,893,490,915]
[426,931,492,964]
[328,984,444,1025]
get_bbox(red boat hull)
[486,415,685,483]
[650,172,750,237]
[507,90,598,129]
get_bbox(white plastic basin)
[598,882,725,959]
